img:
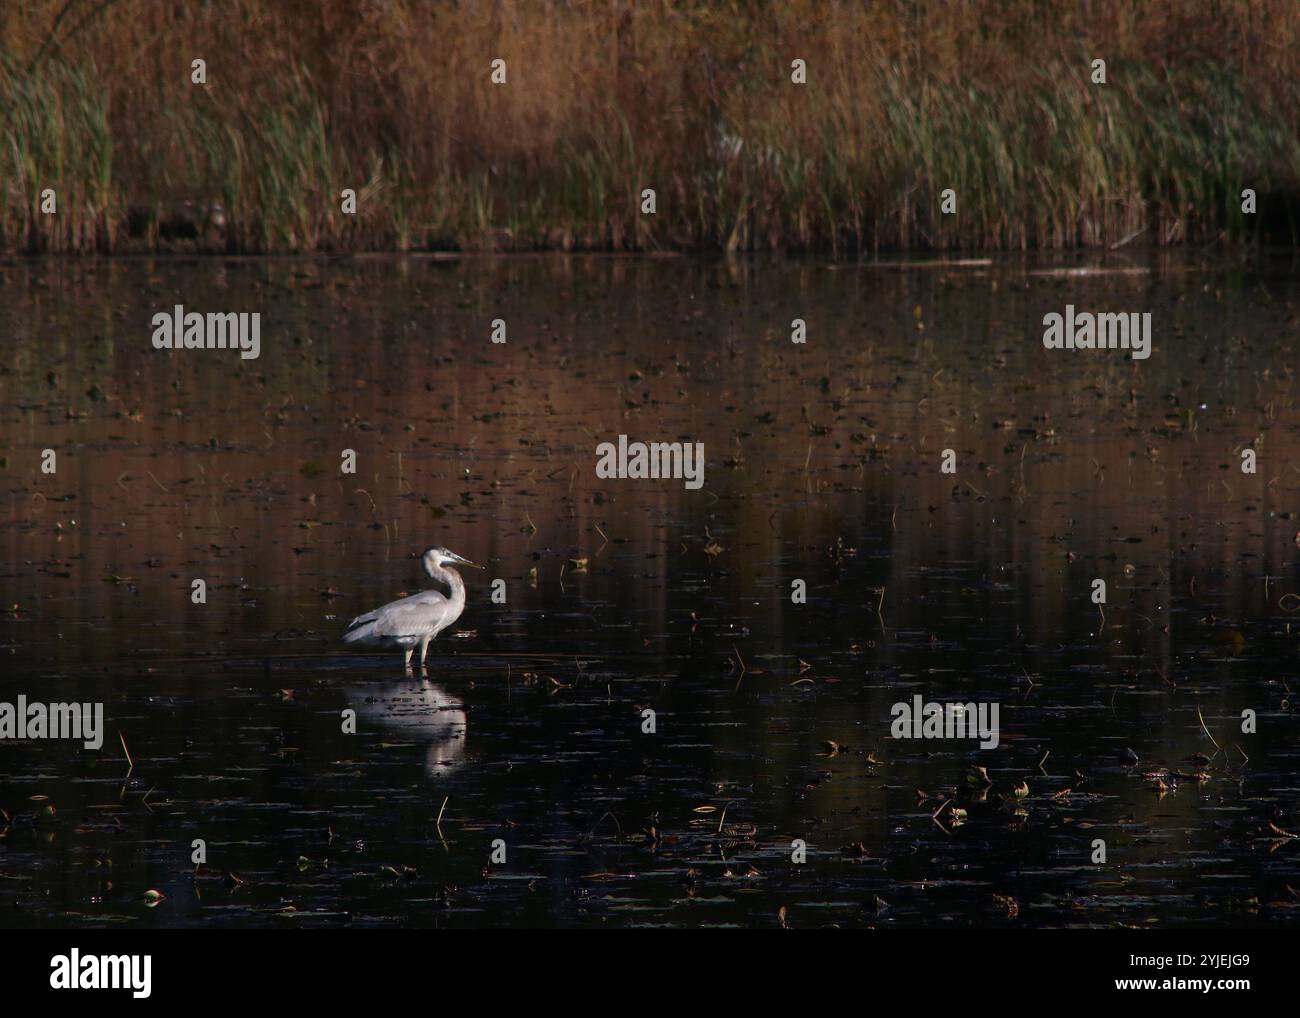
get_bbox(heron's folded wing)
[372,591,450,637]
[344,608,379,633]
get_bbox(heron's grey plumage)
[343,547,481,672]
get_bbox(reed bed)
[3,0,1299,254]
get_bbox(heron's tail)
[342,610,379,644]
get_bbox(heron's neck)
[427,562,466,608]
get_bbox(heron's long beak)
[451,553,484,569]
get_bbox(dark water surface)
[2,252,1299,928]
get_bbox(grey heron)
[342,547,482,673]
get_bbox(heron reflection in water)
[343,547,482,674]
[350,678,467,776]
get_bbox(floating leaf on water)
[1214,628,1246,655]
[992,893,1019,918]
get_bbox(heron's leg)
[419,636,431,673]
[403,646,414,674]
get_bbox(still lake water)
[1,251,1298,928]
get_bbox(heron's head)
[420,546,483,574]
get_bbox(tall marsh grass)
[3,0,1300,254]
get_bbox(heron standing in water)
[342,547,482,673]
